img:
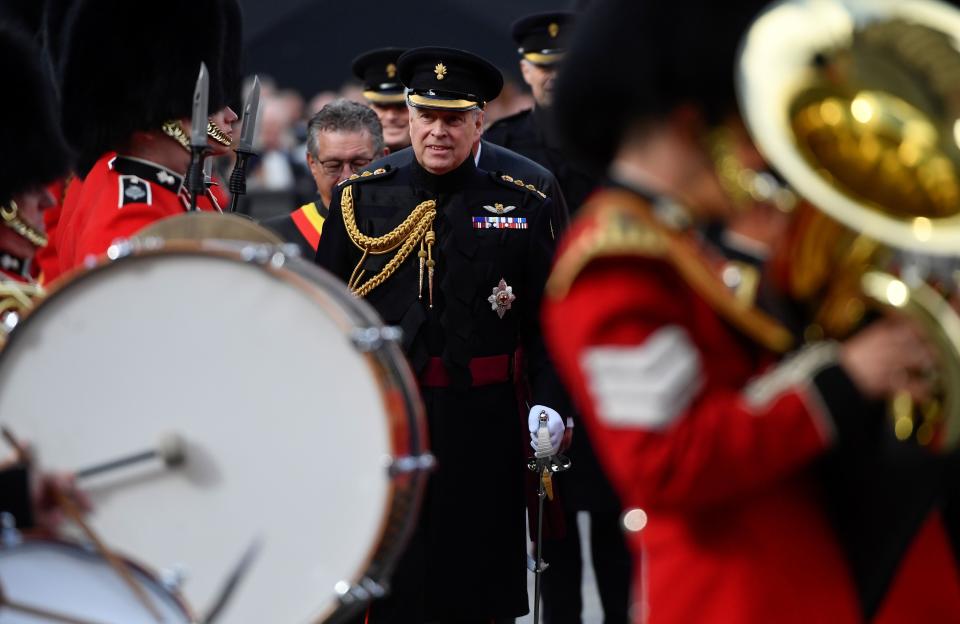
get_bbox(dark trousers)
[357,540,520,624]
[541,510,632,624]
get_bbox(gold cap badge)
[548,23,559,38]
[386,63,397,79]
[435,63,447,80]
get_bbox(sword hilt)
[535,411,554,459]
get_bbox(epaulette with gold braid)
[495,173,548,200]
[337,165,394,187]
[547,188,793,354]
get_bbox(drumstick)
[1,424,29,464]
[75,432,186,480]
[52,488,164,623]
[0,583,110,624]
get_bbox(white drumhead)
[0,540,190,624]
[0,250,398,623]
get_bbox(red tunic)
[542,188,960,623]
[36,176,79,285]
[56,154,202,273]
[198,177,229,212]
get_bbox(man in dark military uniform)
[353,47,412,153]
[316,46,566,624]
[484,11,597,216]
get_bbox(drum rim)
[0,534,196,621]
[4,241,431,621]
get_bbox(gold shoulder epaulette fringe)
[338,166,392,187]
[498,174,547,199]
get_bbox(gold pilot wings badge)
[483,203,516,215]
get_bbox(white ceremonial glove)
[528,405,565,455]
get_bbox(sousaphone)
[738,0,960,448]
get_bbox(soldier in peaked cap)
[317,46,567,623]
[53,0,241,272]
[484,11,597,219]
[353,47,412,153]
[363,43,571,230]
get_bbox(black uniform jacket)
[315,155,563,617]
[485,107,599,215]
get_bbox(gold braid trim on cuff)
[341,184,438,305]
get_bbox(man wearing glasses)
[263,99,388,257]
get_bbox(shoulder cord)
[341,184,439,306]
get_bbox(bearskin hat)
[219,0,243,114]
[60,0,230,175]
[553,0,770,172]
[0,0,44,35]
[40,0,77,83]
[0,23,70,205]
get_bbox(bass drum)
[0,241,430,623]
[0,537,193,624]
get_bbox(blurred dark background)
[241,0,576,95]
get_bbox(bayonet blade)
[190,62,210,148]
[236,76,261,153]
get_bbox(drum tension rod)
[351,326,403,352]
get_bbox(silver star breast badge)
[483,203,516,215]
[488,278,516,319]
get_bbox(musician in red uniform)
[0,23,69,286]
[54,0,242,272]
[542,1,960,622]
